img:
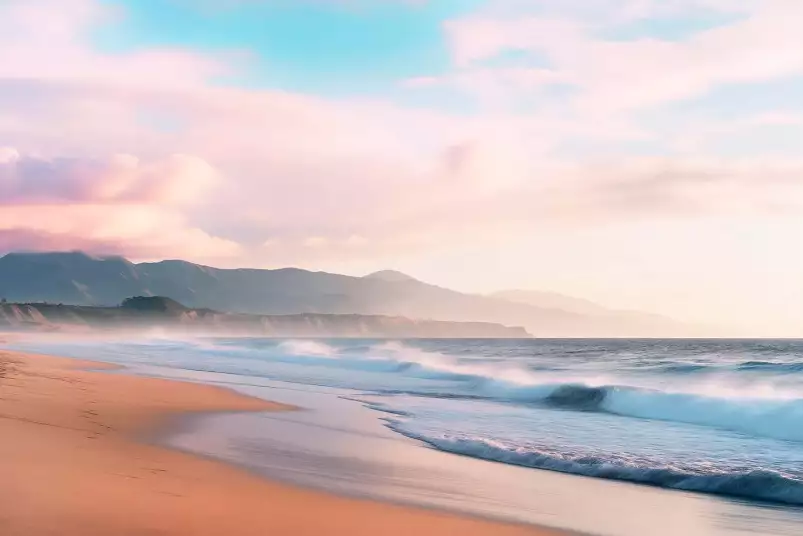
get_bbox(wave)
[369,342,541,383]
[636,360,803,375]
[599,385,803,442]
[738,361,803,373]
[656,363,709,373]
[357,343,803,443]
[162,338,803,444]
[277,340,337,358]
[247,340,543,382]
[469,381,803,443]
[18,335,803,507]
[392,430,803,506]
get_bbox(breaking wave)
[104,337,803,445]
[390,430,803,506]
[325,342,803,443]
[277,339,337,358]
[11,335,803,508]
[218,339,803,444]
[474,381,803,443]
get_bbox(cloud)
[233,150,803,267]
[444,0,803,116]
[475,0,757,22]
[0,0,801,270]
[0,203,241,261]
[0,0,238,90]
[0,150,218,206]
[0,148,239,260]
[563,157,803,216]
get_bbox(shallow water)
[11,336,803,535]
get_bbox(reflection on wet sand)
[160,367,803,536]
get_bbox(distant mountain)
[0,296,529,338]
[364,270,418,283]
[492,289,694,336]
[492,290,613,317]
[0,251,697,337]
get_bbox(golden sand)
[0,351,566,536]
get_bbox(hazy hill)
[0,296,528,338]
[0,251,695,337]
[491,290,615,316]
[364,270,419,283]
[491,289,690,337]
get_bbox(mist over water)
[14,336,803,506]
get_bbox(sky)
[0,0,802,335]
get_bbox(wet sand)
[0,351,567,536]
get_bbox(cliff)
[0,297,530,339]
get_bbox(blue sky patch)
[94,0,482,96]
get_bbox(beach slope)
[0,351,563,536]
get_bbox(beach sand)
[0,350,566,536]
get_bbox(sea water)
[11,337,803,534]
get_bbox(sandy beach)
[0,350,565,536]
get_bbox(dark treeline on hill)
[120,296,193,313]
[0,251,702,337]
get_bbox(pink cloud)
[1,0,801,271]
[443,1,803,116]
[0,0,238,90]
[0,150,218,206]
[0,201,241,261]
[0,148,238,261]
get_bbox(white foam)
[388,429,803,506]
[348,343,803,443]
[369,341,541,383]
[277,339,337,357]
[602,387,803,443]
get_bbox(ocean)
[11,336,803,535]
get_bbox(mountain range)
[0,251,699,337]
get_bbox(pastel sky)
[1,0,802,334]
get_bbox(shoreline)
[0,349,569,536]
